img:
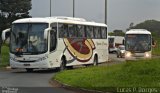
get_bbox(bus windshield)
[125,34,151,52]
[10,23,48,55]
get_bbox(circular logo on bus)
[64,38,95,62]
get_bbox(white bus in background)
[108,36,124,53]
[2,17,108,72]
[125,29,152,60]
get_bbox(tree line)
[109,19,160,36]
[0,0,32,62]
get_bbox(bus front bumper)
[10,60,51,69]
[125,51,152,61]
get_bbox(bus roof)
[13,16,107,27]
[126,29,151,34]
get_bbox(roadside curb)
[6,66,11,70]
[49,79,110,93]
[0,66,12,71]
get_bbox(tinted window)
[68,24,76,38]
[101,27,107,39]
[94,27,101,39]
[77,25,85,38]
[86,26,94,38]
[50,30,57,52]
[58,24,68,38]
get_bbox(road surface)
[109,53,125,62]
[0,69,75,93]
[0,53,124,93]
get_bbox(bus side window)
[89,26,94,38]
[77,25,85,38]
[101,27,107,39]
[68,24,76,38]
[50,30,57,52]
[94,27,99,39]
[86,26,94,38]
[98,27,102,39]
[59,24,68,38]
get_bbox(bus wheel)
[26,68,33,72]
[93,56,98,66]
[60,58,66,71]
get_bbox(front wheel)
[59,58,66,71]
[93,56,98,66]
[117,54,119,58]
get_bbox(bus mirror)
[2,28,11,42]
[44,28,51,39]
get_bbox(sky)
[30,0,105,23]
[108,0,160,32]
[30,0,160,32]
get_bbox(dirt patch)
[49,79,108,93]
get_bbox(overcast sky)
[108,0,160,32]
[30,0,105,23]
[30,0,160,32]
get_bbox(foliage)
[131,20,160,32]
[0,46,9,67]
[108,32,114,36]
[109,30,125,36]
[0,0,32,34]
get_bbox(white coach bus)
[125,29,152,60]
[2,17,108,72]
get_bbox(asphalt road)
[109,53,125,62]
[0,53,125,93]
[0,69,75,93]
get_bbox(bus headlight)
[144,52,150,58]
[36,56,48,62]
[125,52,132,57]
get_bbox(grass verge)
[53,59,160,92]
[0,45,9,68]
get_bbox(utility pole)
[73,0,75,17]
[105,0,107,24]
[50,0,52,17]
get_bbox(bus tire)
[93,55,98,66]
[117,54,119,58]
[67,66,73,69]
[26,68,33,72]
[59,58,66,71]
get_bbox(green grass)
[54,59,160,92]
[152,42,160,55]
[0,45,9,68]
[152,32,160,55]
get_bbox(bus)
[108,36,124,53]
[125,29,152,60]
[2,17,108,72]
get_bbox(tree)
[113,29,125,36]
[0,0,32,27]
[126,22,134,31]
[130,20,160,32]
[0,0,32,62]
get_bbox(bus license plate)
[24,64,30,66]
[15,57,23,60]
